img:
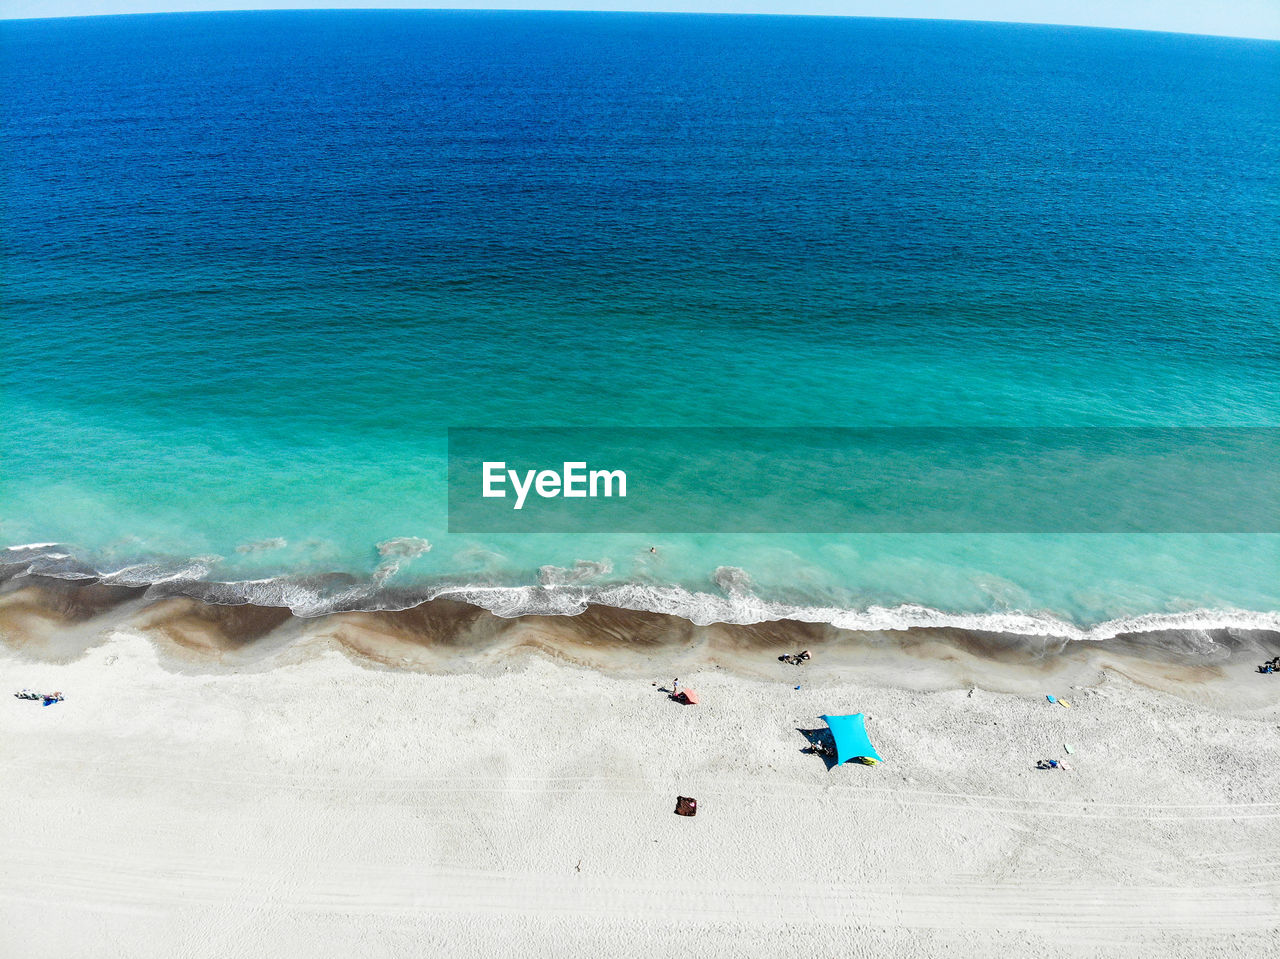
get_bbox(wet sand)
[2,574,1277,707]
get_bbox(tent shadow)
[797,727,838,771]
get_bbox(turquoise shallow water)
[2,12,1278,634]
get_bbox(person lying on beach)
[15,690,62,703]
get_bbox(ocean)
[2,11,1278,639]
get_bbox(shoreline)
[8,541,1280,640]
[2,550,1280,640]
[3,574,1278,713]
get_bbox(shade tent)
[820,713,882,765]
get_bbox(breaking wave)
[376,537,433,559]
[3,542,1278,643]
[538,559,613,586]
[235,538,289,554]
[713,565,752,592]
[372,537,433,584]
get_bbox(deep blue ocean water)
[2,12,1278,634]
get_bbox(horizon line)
[3,8,1279,45]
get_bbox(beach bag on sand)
[675,796,697,817]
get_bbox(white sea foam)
[98,558,218,587]
[434,582,1280,641]
[3,542,1279,641]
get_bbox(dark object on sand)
[1259,657,1280,674]
[671,688,700,705]
[675,796,697,817]
[779,650,812,666]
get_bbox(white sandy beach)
[2,617,1277,958]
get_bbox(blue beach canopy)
[820,713,882,765]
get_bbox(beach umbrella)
[820,713,882,765]
[675,688,700,705]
